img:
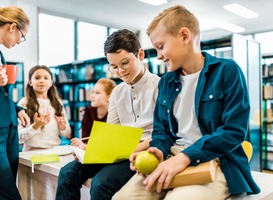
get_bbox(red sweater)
[81,106,107,139]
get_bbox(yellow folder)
[72,121,143,164]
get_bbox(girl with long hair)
[18,65,71,151]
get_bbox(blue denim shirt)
[150,52,260,195]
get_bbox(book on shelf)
[78,106,85,121]
[58,69,73,83]
[85,65,94,80]
[78,88,85,101]
[69,121,143,164]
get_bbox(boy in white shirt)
[56,29,160,200]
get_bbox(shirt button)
[176,88,179,91]
[209,95,213,99]
[163,100,166,103]
[4,92,8,96]
[137,115,139,118]
[131,86,134,89]
[196,159,201,163]
[133,97,136,100]
[167,109,170,113]
[170,129,172,132]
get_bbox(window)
[77,22,107,60]
[39,13,74,66]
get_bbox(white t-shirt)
[173,70,202,147]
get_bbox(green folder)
[72,121,143,164]
[31,154,60,173]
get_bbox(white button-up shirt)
[107,69,160,140]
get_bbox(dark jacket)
[0,50,23,128]
[150,52,260,195]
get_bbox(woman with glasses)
[56,29,160,200]
[0,5,30,200]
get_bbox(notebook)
[30,154,60,173]
[70,121,143,164]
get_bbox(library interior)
[1,0,273,200]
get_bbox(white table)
[18,149,91,200]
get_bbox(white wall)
[0,1,38,88]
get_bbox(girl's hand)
[54,112,66,130]
[70,138,86,150]
[32,111,50,129]
[0,68,8,86]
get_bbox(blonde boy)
[113,5,260,200]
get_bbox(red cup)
[2,64,18,84]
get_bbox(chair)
[241,141,253,162]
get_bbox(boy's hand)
[143,152,190,193]
[70,138,86,150]
[130,147,164,177]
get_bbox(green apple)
[134,151,158,175]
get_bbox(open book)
[70,121,143,164]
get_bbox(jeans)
[56,159,135,200]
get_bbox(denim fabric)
[56,159,134,200]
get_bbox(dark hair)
[26,65,63,123]
[104,29,141,55]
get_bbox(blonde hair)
[96,78,116,96]
[147,5,199,38]
[0,6,30,30]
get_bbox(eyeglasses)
[17,25,26,43]
[108,54,136,74]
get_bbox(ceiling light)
[138,0,167,6]
[217,21,245,33]
[224,3,259,19]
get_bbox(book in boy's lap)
[152,159,218,190]
[71,121,143,164]
[167,159,218,188]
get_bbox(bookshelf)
[261,55,273,170]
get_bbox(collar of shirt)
[129,68,151,92]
